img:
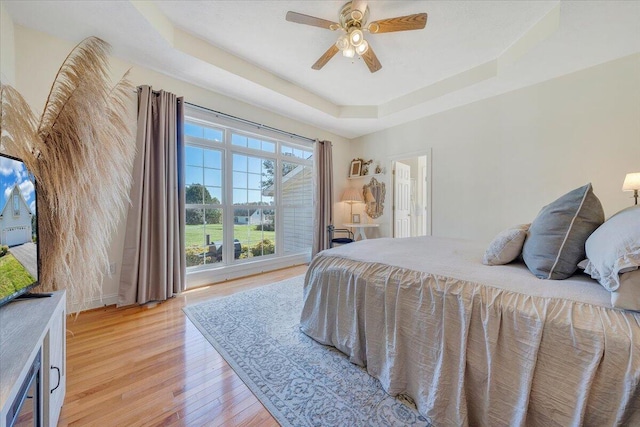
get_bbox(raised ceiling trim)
[498,2,560,72]
[128,0,562,121]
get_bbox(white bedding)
[300,236,640,426]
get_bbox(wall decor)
[349,159,362,177]
[352,214,361,224]
[364,177,385,218]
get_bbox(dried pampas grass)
[0,37,135,311]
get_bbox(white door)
[394,162,411,238]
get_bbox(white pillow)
[582,205,640,291]
[483,224,530,266]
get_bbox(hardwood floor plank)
[58,265,306,426]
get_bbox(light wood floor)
[58,265,307,427]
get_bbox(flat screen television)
[0,152,41,308]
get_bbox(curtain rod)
[184,101,316,144]
[135,87,316,143]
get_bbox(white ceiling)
[4,1,640,139]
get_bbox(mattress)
[300,236,640,426]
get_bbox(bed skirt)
[300,253,640,426]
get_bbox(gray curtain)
[118,86,186,306]
[312,140,333,257]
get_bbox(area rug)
[183,275,432,427]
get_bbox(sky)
[0,156,36,215]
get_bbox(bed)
[300,236,640,426]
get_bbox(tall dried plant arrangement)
[0,37,135,310]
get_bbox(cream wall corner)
[350,53,640,244]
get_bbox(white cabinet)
[0,291,66,427]
[44,304,66,426]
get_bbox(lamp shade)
[622,172,640,191]
[341,188,363,203]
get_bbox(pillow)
[610,269,640,311]
[581,205,640,291]
[522,183,604,280]
[483,224,530,265]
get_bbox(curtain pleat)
[312,140,333,257]
[118,85,185,306]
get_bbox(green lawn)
[0,253,36,299]
[185,224,275,248]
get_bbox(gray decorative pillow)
[483,224,530,266]
[522,183,604,280]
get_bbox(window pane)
[248,156,262,172]
[248,190,262,204]
[205,186,220,204]
[204,127,223,142]
[185,208,223,267]
[282,163,312,205]
[232,134,247,147]
[233,209,276,260]
[283,206,312,255]
[282,162,313,255]
[204,210,223,264]
[185,122,203,138]
[247,173,262,189]
[233,189,247,204]
[185,183,204,204]
[248,138,261,150]
[282,144,312,160]
[210,187,222,202]
[185,208,204,267]
[185,146,203,166]
[204,169,221,187]
[204,150,222,169]
[262,141,275,153]
[233,154,247,172]
[186,166,203,187]
[233,172,247,188]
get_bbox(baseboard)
[70,294,118,313]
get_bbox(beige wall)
[350,53,640,243]
[10,25,351,308]
[0,1,16,85]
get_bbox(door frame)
[388,148,432,237]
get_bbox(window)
[184,107,314,273]
[13,193,20,216]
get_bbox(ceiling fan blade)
[286,11,339,30]
[312,45,340,70]
[368,13,428,34]
[362,46,382,73]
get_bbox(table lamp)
[341,188,363,219]
[623,172,640,205]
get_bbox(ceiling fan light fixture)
[336,34,350,51]
[349,28,364,47]
[350,10,364,22]
[355,40,369,56]
[342,46,355,58]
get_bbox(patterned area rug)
[183,275,432,427]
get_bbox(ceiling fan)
[286,1,427,73]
